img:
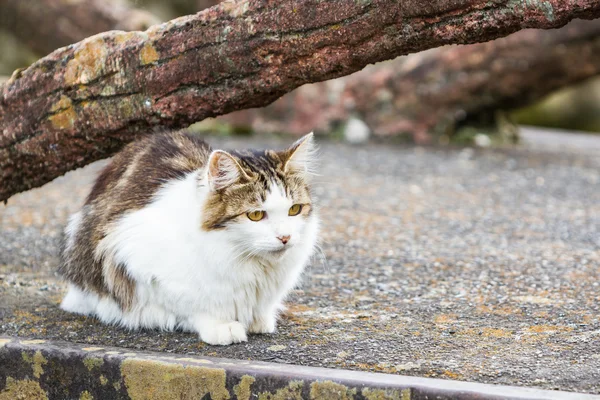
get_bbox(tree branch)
[2,0,600,202]
[220,18,600,143]
[0,0,160,56]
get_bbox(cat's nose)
[277,235,291,245]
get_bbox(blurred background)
[1,0,600,146]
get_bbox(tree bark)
[221,18,600,143]
[1,0,600,202]
[0,0,160,56]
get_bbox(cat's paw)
[248,314,276,334]
[200,321,248,345]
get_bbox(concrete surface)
[520,125,600,153]
[1,129,599,394]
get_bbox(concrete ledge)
[0,336,597,400]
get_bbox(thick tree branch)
[0,0,160,56]
[221,18,600,143]
[1,0,600,202]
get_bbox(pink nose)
[278,235,291,245]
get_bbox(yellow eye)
[247,210,265,221]
[288,204,302,216]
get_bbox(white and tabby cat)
[59,131,319,345]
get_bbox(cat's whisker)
[232,242,266,264]
[241,248,265,264]
[312,244,330,273]
[235,251,255,265]
[231,244,257,264]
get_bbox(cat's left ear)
[283,132,317,176]
[206,150,252,191]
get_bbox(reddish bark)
[1,0,600,202]
[0,0,160,56]
[222,19,600,143]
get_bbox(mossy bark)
[1,0,600,202]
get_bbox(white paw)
[200,321,248,345]
[60,285,99,315]
[249,314,276,334]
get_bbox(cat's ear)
[283,132,317,176]
[206,150,251,191]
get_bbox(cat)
[58,130,319,345]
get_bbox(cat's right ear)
[206,150,251,191]
[283,132,317,176]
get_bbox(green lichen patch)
[0,377,48,400]
[32,351,47,379]
[49,96,73,113]
[258,380,304,400]
[64,36,109,86]
[83,356,104,371]
[362,387,411,400]
[139,43,159,65]
[233,375,255,400]
[22,350,47,379]
[48,106,77,130]
[79,390,93,400]
[121,358,230,400]
[310,380,356,399]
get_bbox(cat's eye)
[288,204,303,216]
[247,210,265,221]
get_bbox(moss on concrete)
[79,390,94,400]
[83,356,104,371]
[233,375,255,400]
[21,350,47,379]
[362,388,411,400]
[310,380,356,399]
[121,358,230,400]
[257,380,303,400]
[0,377,47,400]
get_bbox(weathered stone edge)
[0,336,597,400]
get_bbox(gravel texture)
[1,129,599,394]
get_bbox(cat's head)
[201,133,318,259]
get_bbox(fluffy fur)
[59,131,319,345]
